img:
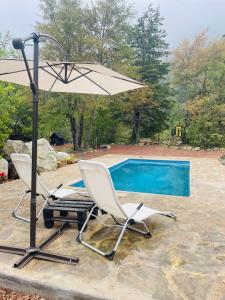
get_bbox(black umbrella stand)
[0,33,79,268]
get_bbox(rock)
[99,144,111,150]
[25,138,57,172]
[56,152,70,162]
[219,154,225,166]
[8,161,19,179]
[183,146,192,151]
[3,140,28,160]
[0,158,8,178]
[193,147,200,151]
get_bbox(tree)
[186,96,225,148]
[85,0,133,65]
[172,31,209,102]
[0,32,17,58]
[172,32,225,147]
[0,32,30,150]
[37,0,135,149]
[129,4,172,143]
[131,4,169,83]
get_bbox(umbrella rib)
[45,62,65,82]
[75,65,145,86]
[0,69,28,76]
[48,64,67,92]
[67,70,93,84]
[0,62,65,76]
[74,67,111,95]
[67,63,75,81]
[39,67,63,82]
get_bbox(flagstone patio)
[0,154,225,300]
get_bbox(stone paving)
[0,154,225,300]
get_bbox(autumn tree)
[172,32,225,147]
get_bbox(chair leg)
[159,212,177,220]
[12,191,30,223]
[12,192,48,223]
[106,219,130,260]
[77,207,129,260]
[36,195,48,220]
[112,216,151,237]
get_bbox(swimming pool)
[71,159,190,196]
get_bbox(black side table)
[43,199,98,231]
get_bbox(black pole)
[13,33,68,249]
[0,32,79,268]
[30,33,40,248]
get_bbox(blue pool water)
[71,159,190,196]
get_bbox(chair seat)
[122,203,160,221]
[49,188,75,198]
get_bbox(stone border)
[0,272,105,300]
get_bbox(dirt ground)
[55,144,224,160]
[0,287,48,300]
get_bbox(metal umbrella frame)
[0,32,145,269]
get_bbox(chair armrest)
[129,202,144,220]
[136,203,144,210]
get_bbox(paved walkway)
[0,154,225,300]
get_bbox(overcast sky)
[1,0,225,49]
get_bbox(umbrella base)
[0,222,79,269]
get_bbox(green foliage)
[0,32,30,149]
[129,4,172,142]
[0,32,18,58]
[131,4,169,84]
[38,94,71,141]
[172,32,225,148]
[36,0,137,150]
[185,96,225,148]
[0,2,173,150]
[0,83,31,148]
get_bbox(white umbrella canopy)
[0,59,145,95]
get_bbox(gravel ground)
[0,287,49,300]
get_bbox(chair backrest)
[79,160,127,219]
[11,153,49,197]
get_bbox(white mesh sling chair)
[77,160,177,260]
[11,153,80,223]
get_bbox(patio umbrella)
[0,33,145,269]
[0,59,144,95]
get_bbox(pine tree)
[130,4,172,142]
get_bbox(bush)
[185,96,225,148]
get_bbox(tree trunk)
[131,109,140,144]
[78,114,84,148]
[85,108,96,148]
[69,114,78,151]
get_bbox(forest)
[1,0,225,150]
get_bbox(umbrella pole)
[0,33,79,268]
[30,33,39,249]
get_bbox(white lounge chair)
[11,153,81,223]
[77,160,176,260]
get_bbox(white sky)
[0,0,225,49]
